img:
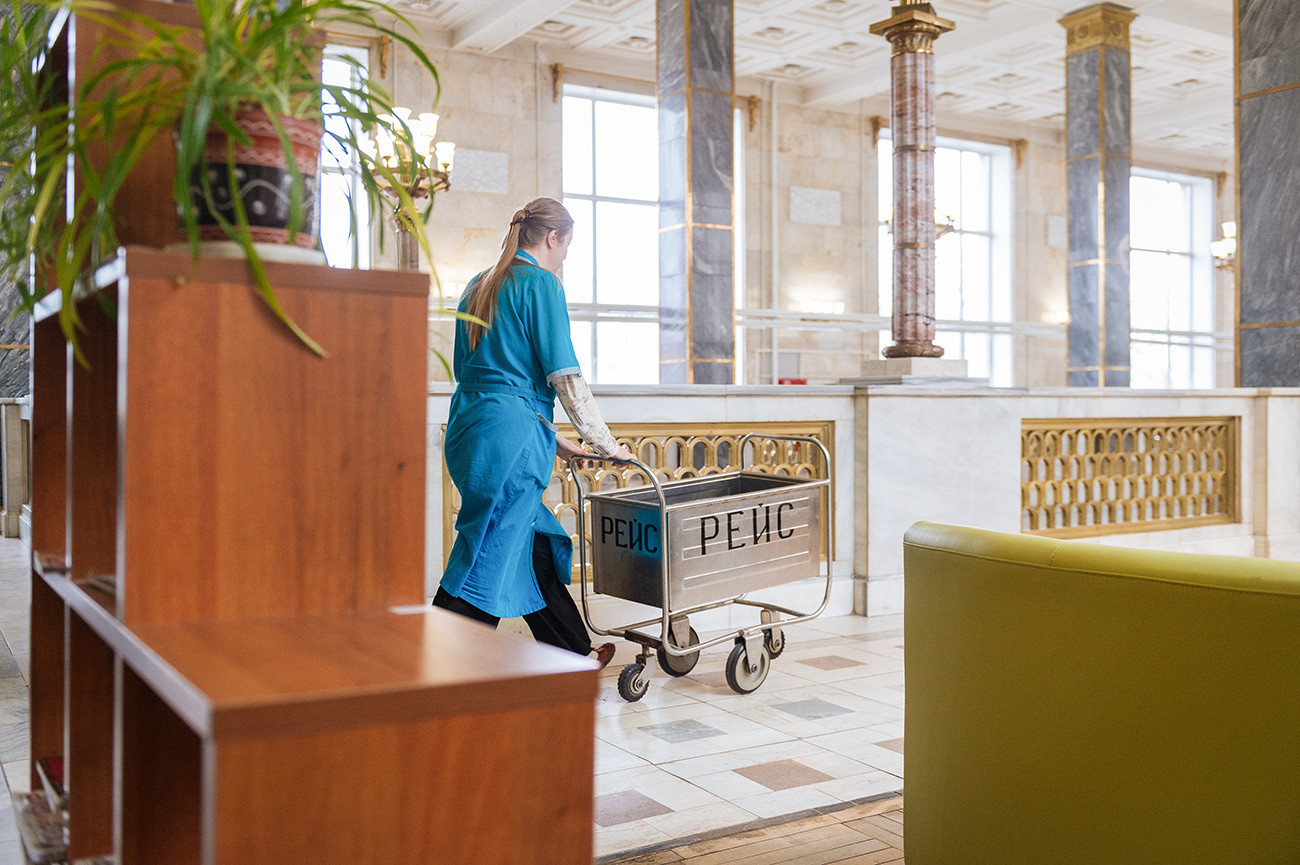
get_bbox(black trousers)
[433,533,592,656]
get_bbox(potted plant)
[0,0,441,359]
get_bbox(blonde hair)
[464,197,574,351]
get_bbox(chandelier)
[362,108,455,269]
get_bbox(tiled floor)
[0,534,904,863]
[589,615,905,859]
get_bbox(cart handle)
[566,454,671,642]
[738,433,835,623]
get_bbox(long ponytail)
[465,197,574,351]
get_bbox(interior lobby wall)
[384,39,1232,388]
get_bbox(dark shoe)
[593,642,616,669]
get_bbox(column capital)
[869,5,955,55]
[1059,3,1137,55]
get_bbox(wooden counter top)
[43,567,597,741]
[131,609,598,740]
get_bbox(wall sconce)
[363,107,456,270]
[882,211,957,238]
[1210,220,1236,270]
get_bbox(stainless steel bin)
[586,472,827,610]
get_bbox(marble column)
[657,0,734,384]
[1237,0,1300,386]
[1059,3,1135,387]
[870,3,954,360]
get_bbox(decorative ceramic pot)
[190,106,322,249]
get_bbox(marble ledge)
[427,384,1300,399]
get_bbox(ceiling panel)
[404,0,1234,160]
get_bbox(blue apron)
[440,251,582,618]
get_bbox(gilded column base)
[883,341,945,358]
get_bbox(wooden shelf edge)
[42,575,215,738]
[118,246,430,299]
[32,550,69,579]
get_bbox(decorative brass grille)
[1021,416,1238,537]
[442,421,834,571]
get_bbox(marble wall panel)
[1239,90,1300,324]
[1241,326,1300,387]
[660,224,686,281]
[688,0,732,93]
[659,226,687,381]
[1103,48,1130,156]
[1103,155,1130,264]
[1104,369,1130,387]
[658,91,688,229]
[1103,261,1130,370]
[1067,158,1100,262]
[690,225,734,360]
[1239,0,1300,95]
[1068,369,1100,386]
[691,360,732,384]
[1066,50,1101,159]
[656,0,687,97]
[789,187,842,227]
[689,89,734,226]
[1067,263,1099,368]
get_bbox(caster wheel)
[657,626,701,677]
[617,663,650,702]
[763,628,786,658]
[724,640,771,694]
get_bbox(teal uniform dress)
[440,250,583,619]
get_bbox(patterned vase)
[190,106,322,249]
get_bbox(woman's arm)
[553,374,634,460]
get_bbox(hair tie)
[510,209,530,226]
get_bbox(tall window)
[1129,169,1215,389]
[561,85,659,384]
[320,44,370,269]
[878,135,1013,385]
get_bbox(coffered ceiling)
[402,0,1235,162]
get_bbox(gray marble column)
[1237,0,1300,386]
[657,0,733,385]
[1059,3,1135,387]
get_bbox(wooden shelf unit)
[27,247,599,864]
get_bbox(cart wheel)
[763,628,786,658]
[617,663,650,702]
[657,627,701,677]
[724,640,771,695]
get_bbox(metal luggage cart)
[569,434,833,702]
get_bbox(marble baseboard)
[865,575,903,618]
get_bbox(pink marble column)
[870,5,954,359]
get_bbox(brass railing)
[1022,416,1238,537]
[442,421,834,570]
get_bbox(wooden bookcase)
[26,248,599,864]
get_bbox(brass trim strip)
[893,144,935,153]
[1239,80,1300,101]
[659,223,735,232]
[1067,151,1130,163]
[1238,320,1300,329]
[895,241,935,250]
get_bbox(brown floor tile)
[796,655,866,671]
[596,790,675,827]
[735,758,836,791]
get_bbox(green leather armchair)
[903,521,1300,865]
